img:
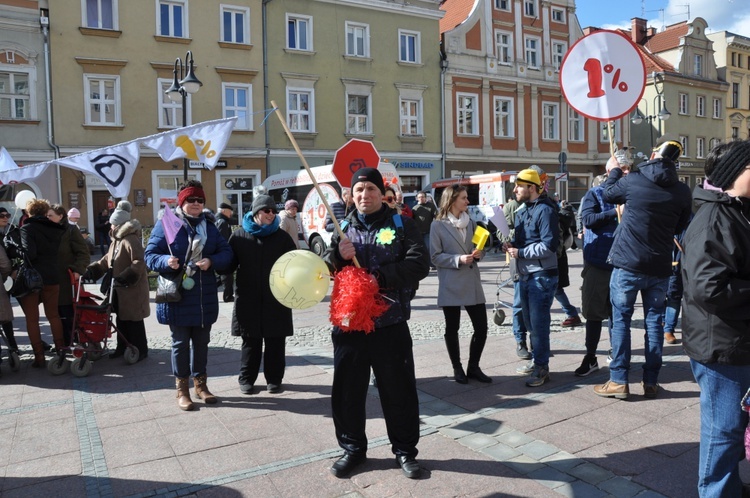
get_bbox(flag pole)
[269,100,360,268]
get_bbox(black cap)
[350,167,385,195]
[80,227,90,234]
[0,207,8,215]
[252,195,277,216]
[219,202,233,210]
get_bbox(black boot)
[467,333,492,382]
[444,335,467,384]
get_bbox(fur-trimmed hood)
[113,219,142,240]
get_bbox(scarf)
[176,207,207,277]
[242,211,280,237]
[447,211,470,241]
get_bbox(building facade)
[707,30,750,143]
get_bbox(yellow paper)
[472,226,490,251]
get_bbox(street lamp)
[165,50,202,182]
[630,74,671,150]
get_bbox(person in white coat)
[431,185,491,384]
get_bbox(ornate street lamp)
[165,50,202,182]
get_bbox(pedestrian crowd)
[0,138,748,495]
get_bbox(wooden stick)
[269,100,360,268]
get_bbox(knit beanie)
[109,200,132,226]
[707,141,750,191]
[516,169,541,187]
[252,195,277,216]
[284,199,299,210]
[67,208,81,219]
[351,167,385,195]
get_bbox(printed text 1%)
[583,58,628,98]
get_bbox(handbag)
[10,256,43,298]
[155,271,184,303]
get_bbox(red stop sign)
[332,139,381,188]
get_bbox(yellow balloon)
[269,250,330,309]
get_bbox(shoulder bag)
[155,234,194,304]
[10,255,43,298]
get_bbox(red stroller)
[47,271,139,377]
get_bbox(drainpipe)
[262,0,273,179]
[42,20,62,203]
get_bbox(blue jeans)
[170,325,211,378]
[663,298,681,333]
[690,360,750,497]
[517,272,558,367]
[608,268,668,385]
[554,288,579,318]
[512,280,528,344]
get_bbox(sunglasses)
[186,197,205,204]
[260,208,276,214]
[0,214,9,219]
[384,196,395,202]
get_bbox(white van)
[262,163,400,255]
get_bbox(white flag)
[142,116,237,169]
[57,141,140,198]
[0,147,51,185]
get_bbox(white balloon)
[14,190,35,210]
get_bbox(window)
[713,98,722,118]
[456,93,478,135]
[525,36,540,69]
[84,0,117,30]
[400,98,421,136]
[524,0,537,17]
[552,42,566,71]
[494,0,510,11]
[157,78,183,128]
[731,52,736,66]
[542,102,559,140]
[551,7,565,23]
[568,108,583,142]
[732,83,740,108]
[221,5,249,44]
[347,94,370,134]
[696,95,705,117]
[286,14,312,51]
[0,71,30,119]
[732,127,739,139]
[399,30,420,64]
[693,54,703,76]
[346,22,369,58]
[223,83,252,131]
[84,75,119,125]
[158,0,187,38]
[287,89,313,132]
[600,121,621,142]
[696,137,705,158]
[679,136,688,157]
[493,97,514,138]
[679,93,688,114]
[495,31,513,64]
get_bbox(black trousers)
[222,273,234,301]
[115,318,148,356]
[239,336,286,385]
[442,303,488,367]
[331,322,420,458]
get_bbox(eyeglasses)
[384,196,395,202]
[186,197,205,204]
[260,208,276,214]
[0,214,10,219]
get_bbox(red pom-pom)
[329,266,389,333]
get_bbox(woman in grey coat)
[431,185,491,384]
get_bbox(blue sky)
[574,0,748,35]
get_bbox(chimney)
[631,17,647,45]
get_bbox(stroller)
[492,253,515,326]
[0,323,20,373]
[47,271,139,377]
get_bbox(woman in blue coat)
[145,180,233,411]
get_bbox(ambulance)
[262,163,400,255]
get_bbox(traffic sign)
[332,139,381,188]
[560,30,646,122]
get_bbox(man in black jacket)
[323,168,429,480]
[681,140,750,497]
[215,203,234,302]
[594,137,692,400]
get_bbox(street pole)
[165,51,202,184]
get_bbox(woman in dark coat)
[228,194,296,395]
[95,208,111,255]
[48,204,90,348]
[19,198,67,367]
[145,181,233,411]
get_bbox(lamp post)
[630,72,670,151]
[165,50,202,183]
